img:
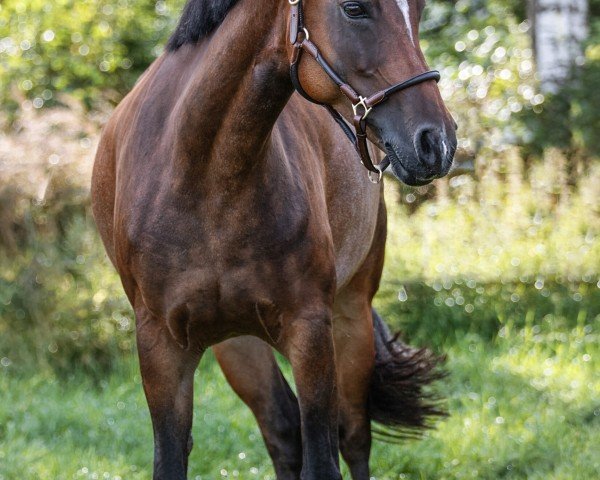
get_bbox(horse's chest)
[126,205,334,340]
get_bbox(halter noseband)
[288,0,441,183]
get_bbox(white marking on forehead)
[394,0,415,45]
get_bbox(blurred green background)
[0,1,599,479]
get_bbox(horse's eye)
[342,2,368,18]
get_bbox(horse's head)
[292,0,456,185]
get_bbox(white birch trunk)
[531,0,589,92]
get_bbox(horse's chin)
[384,146,436,187]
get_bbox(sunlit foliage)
[0,0,182,112]
[1,0,598,154]
[421,1,539,155]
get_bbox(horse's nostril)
[415,127,443,169]
[419,130,435,157]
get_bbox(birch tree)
[530,0,589,92]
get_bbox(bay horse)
[91,0,456,479]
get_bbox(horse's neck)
[169,0,291,179]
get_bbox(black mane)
[167,0,242,51]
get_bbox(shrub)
[0,172,133,379]
[0,0,182,112]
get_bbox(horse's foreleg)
[135,307,202,480]
[333,295,375,480]
[284,313,342,480]
[332,192,386,480]
[213,336,302,479]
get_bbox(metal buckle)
[352,96,372,121]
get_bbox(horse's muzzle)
[385,127,456,186]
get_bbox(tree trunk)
[529,0,589,92]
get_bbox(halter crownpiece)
[288,0,441,183]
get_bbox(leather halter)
[288,0,441,183]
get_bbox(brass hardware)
[352,96,372,120]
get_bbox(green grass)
[1,279,598,480]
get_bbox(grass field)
[0,282,598,480]
[1,175,599,479]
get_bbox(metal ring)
[368,168,384,184]
[289,0,300,5]
[302,27,310,41]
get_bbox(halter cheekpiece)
[288,0,441,183]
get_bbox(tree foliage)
[0,0,598,155]
[0,0,182,111]
[421,0,541,158]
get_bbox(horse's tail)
[369,308,447,441]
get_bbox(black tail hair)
[369,309,447,441]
